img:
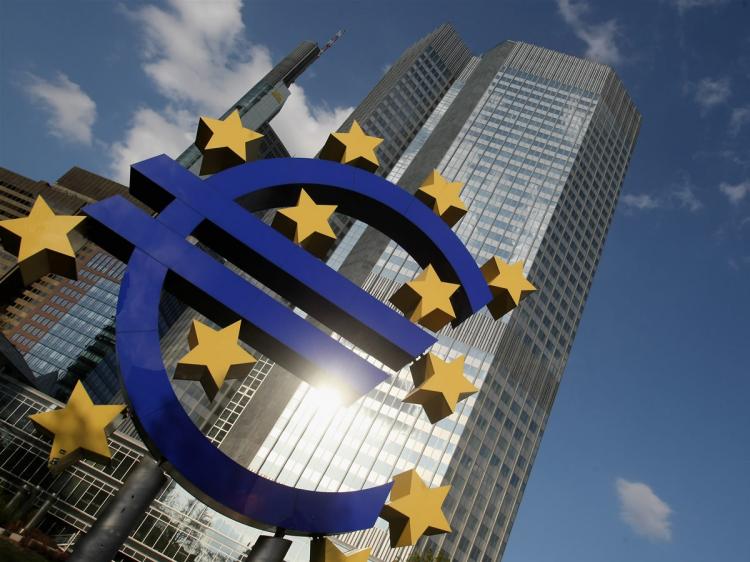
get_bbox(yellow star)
[174,320,256,400]
[404,354,478,423]
[0,195,85,284]
[380,469,451,547]
[195,109,264,175]
[319,120,383,172]
[415,170,467,227]
[272,189,338,258]
[480,257,537,320]
[29,381,124,473]
[389,265,459,332]
[310,538,370,562]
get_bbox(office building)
[0,166,135,403]
[243,37,640,562]
[216,22,473,467]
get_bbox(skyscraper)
[216,23,473,467]
[242,37,640,561]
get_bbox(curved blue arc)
[117,249,392,534]
[133,155,493,321]
[208,157,493,319]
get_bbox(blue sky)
[1,0,749,560]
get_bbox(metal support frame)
[69,455,166,562]
[244,530,292,562]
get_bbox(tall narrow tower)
[244,36,640,561]
[213,24,473,463]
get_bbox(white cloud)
[131,0,272,115]
[729,255,750,270]
[719,180,750,205]
[671,0,728,14]
[557,0,622,66]
[24,73,97,145]
[271,85,352,157]
[110,107,195,183]
[615,478,673,542]
[622,193,660,210]
[692,77,731,110]
[730,106,750,135]
[110,0,353,177]
[672,182,703,212]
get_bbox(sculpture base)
[245,535,293,562]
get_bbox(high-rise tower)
[215,23,473,466]
[244,37,640,561]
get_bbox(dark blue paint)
[82,155,492,534]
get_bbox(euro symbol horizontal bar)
[128,155,437,371]
[83,196,391,403]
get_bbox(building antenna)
[319,29,346,57]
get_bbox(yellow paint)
[309,538,371,562]
[415,170,467,227]
[380,469,451,547]
[29,381,124,473]
[404,353,478,423]
[480,257,536,319]
[272,189,338,258]
[174,320,256,400]
[389,265,459,332]
[319,120,383,172]
[0,196,85,284]
[195,110,263,175]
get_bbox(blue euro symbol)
[83,155,492,535]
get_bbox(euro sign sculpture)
[81,154,497,535]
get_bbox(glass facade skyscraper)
[242,39,641,561]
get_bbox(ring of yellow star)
[195,109,264,175]
[174,320,256,401]
[404,354,478,423]
[0,195,85,285]
[310,538,370,562]
[271,189,338,258]
[380,469,451,548]
[29,381,124,473]
[319,120,383,173]
[480,257,537,320]
[389,265,459,332]
[415,170,467,227]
